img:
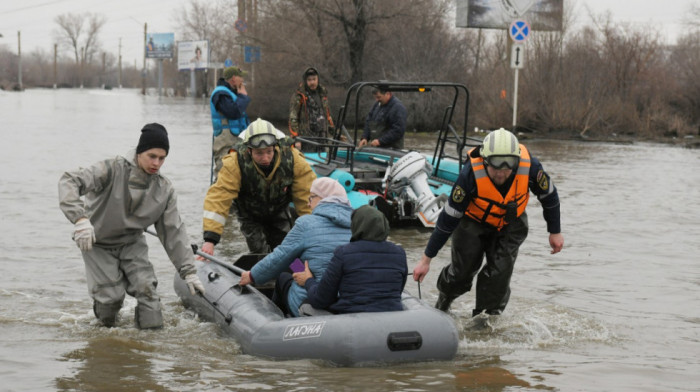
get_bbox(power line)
[0,0,73,15]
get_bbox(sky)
[0,0,697,65]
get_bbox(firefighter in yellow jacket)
[201,119,316,255]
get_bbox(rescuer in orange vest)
[412,128,564,317]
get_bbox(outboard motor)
[383,152,447,228]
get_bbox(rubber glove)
[185,274,205,296]
[72,218,96,251]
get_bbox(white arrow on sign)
[510,43,525,69]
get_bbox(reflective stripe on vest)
[210,86,248,137]
[464,145,531,230]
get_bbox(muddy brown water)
[1,89,698,391]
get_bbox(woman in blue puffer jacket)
[294,205,407,314]
[239,177,352,316]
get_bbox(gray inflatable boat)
[173,254,460,366]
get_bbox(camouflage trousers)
[236,207,293,254]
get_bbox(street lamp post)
[18,31,23,91]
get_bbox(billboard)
[145,33,175,59]
[456,0,563,31]
[177,40,209,70]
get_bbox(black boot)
[473,308,503,317]
[435,293,456,312]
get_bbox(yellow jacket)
[203,145,315,238]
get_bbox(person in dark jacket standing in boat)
[288,67,335,152]
[210,66,251,181]
[358,86,407,149]
[412,128,564,317]
[58,123,205,329]
[293,205,408,314]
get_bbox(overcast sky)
[0,0,696,65]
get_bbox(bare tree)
[669,32,700,130]
[83,14,106,64]
[259,0,424,85]
[4,0,689,137]
[54,13,106,64]
[54,12,106,87]
[684,3,700,29]
[174,0,236,62]
[54,13,83,63]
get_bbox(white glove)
[185,274,205,296]
[72,218,96,251]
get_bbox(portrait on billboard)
[177,40,209,70]
[145,33,175,59]
[456,0,563,31]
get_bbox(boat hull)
[175,259,460,366]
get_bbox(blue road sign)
[224,58,233,67]
[235,19,248,33]
[509,19,531,42]
[244,46,261,63]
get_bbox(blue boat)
[297,81,481,227]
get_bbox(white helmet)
[480,128,520,169]
[244,119,279,148]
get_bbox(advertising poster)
[145,33,175,59]
[177,40,209,70]
[456,0,563,31]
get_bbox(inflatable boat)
[173,251,460,367]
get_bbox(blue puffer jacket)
[250,201,353,316]
[305,240,407,314]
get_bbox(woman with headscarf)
[293,205,408,314]
[239,177,352,317]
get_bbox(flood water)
[1,88,698,391]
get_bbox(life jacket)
[210,85,249,137]
[464,145,531,230]
[234,144,295,217]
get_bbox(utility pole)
[142,23,147,95]
[118,38,122,88]
[473,29,482,79]
[157,59,163,96]
[101,52,106,88]
[17,31,23,90]
[238,0,245,67]
[251,0,257,88]
[80,46,84,89]
[53,43,57,89]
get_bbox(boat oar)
[144,228,245,275]
[407,272,422,299]
[191,243,247,276]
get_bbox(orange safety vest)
[464,145,531,230]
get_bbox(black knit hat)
[137,123,169,155]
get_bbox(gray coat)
[58,151,196,278]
